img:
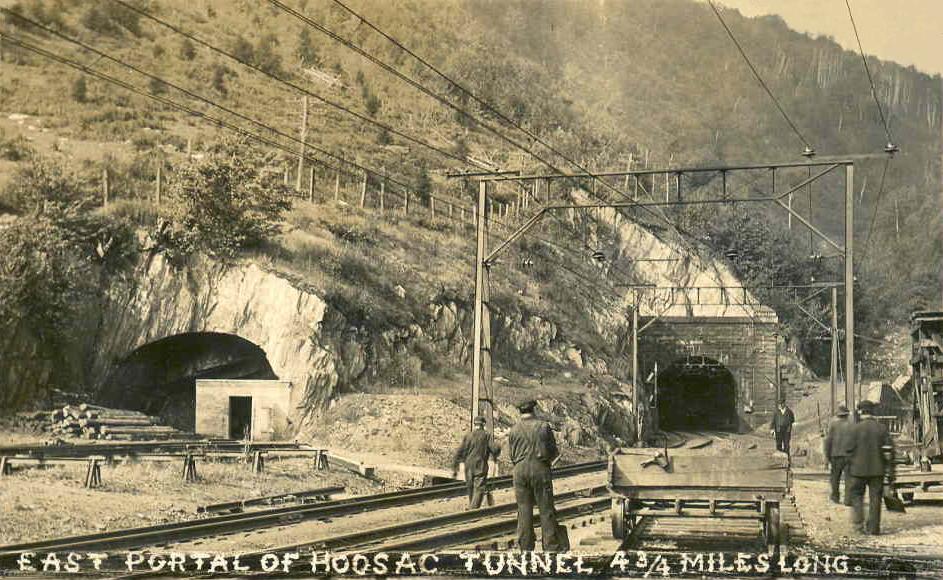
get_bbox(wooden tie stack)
[49,404,192,441]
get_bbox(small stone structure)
[195,379,293,441]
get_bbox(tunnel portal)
[656,355,739,432]
[98,332,277,431]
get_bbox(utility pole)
[845,163,856,420]
[334,171,340,201]
[632,303,639,441]
[296,96,308,191]
[830,286,838,418]
[359,170,367,208]
[471,181,493,433]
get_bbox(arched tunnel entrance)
[656,355,739,432]
[98,332,277,431]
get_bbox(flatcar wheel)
[611,498,626,539]
[764,502,782,553]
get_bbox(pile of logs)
[48,404,193,441]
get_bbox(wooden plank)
[621,489,784,502]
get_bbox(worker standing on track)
[451,415,501,509]
[824,404,855,505]
[848,400,895,535]
[770,397,795,458]
[507,399,568,552]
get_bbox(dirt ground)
[303,392,605,473]
[0,456,386,545]
[792,478,943,557]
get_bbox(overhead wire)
[7,16,639,299]
[859,155,892,263]
[1,31,484,218]
[108,0,470,167]
[843,0,895,147]
[707,0,814,155]
[283,0,694,246]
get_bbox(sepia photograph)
[0,0,941,577]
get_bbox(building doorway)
[229,396,253,440]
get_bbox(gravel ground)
[792,478,943,556]
[0,457,386,545]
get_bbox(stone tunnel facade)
[637,316,783,432]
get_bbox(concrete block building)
[195,379,293,440]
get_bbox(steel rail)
[0,461,605,561]
[196,486,346,514]
[233,486,608,560]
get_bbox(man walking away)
[770,397,795,456]
[824,405,855,505]
[848,400,895,534]
[451,416,501,509]
[507,399,567,552]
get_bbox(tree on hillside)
[297,28,320,66]
[2,154,89,212]
[179,38,196,61]
[0,204,133,346]
[232,36,254,63]
[80,3,141,36]
[166,144,292,259]
[212,64,229,94]
[71,76,87,103]
[254,34,282,75]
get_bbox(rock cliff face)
[93,253,339,421]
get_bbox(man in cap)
[451,415,501,509]
[507,399,567,551]
[770,396,795,457]
[824,404,855,504]
[848,399,895,534]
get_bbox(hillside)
[0,0,940,405]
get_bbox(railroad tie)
[84,458,102,489]
[182,452,199,483]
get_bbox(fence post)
[155,161,162,206]
[379,180,385,213]
[359,171,367,208]
[102,168,109,207]
[308,166,315,202]
[430,196,436,220]
[404,191,410,214]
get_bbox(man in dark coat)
[770,397,795,456]
[507,399,567,551]
[451,416,501,509]
[824,404,855,505]
[848,400,895,534]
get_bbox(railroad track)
[0,439,305,459]
[0,460,606,564]
[228,485,609,562]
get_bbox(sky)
[708,0,943,76]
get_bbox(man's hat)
[836,404,849,417]
[857,400,875,413]
[473,416,486,426]
[516,399,537,413]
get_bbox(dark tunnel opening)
[656,355,739,432]
[98,332,277,431]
